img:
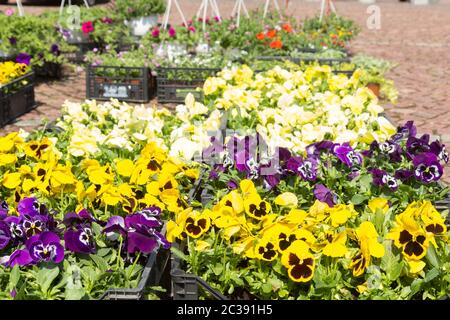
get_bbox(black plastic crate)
[99,223,171,300]
[156,67,221,104]
[0,72,36,127]
[254,56,355,76]
[34,62,63,79]
[86,65,155,103]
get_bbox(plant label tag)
[102,84,130,99]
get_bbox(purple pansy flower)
[0,221,11,250]
[4,216,25,243]
[370,169,398,191]
[26,231,64,264]
[306,140,334,158]
[378,140,403,162]
[8,249,33,267]
[333,143,362,167]
[21,215,48,238]
[227,180,238,190]
[429,140,449,164]
[9,37,17,45]
[15,53,31,65]
[17,197,40,217]
[64,225,95,254]
[104,207,169,255]
[50,44,60,56]
[62,209,95,226]
[392,121,417,142]
[0,201,8,220]
[413,152,443,183]
[406,134,430,157]
[313,184,337,208]
[395,169,414,182]
[287,156,318,181]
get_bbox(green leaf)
[89,254,108,272]
[36,265,60,295]
[65,288,86,300]
[171,246,188,262]
[351,194,368,205]
[9,265,20,288]
[424,268,439,283]
[426,245,440,269]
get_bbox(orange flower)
[266,29,277,38]
[282,24,293,33]
[256,32,265,40]
[270,40,283,49]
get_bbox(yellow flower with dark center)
[418,201,447,237]
[23,138,52,160]
[322,231,348,258]
[281,240,315,282]
[218,190,244,214]
[350,221,385,276]
[140,142,166,172]
[255,237,279,261]
[86,165,114,185]
[167,208,190,242]
[184,210,211,238]
[211,205,245,240]
[368,198,389,214]
[244,193,272,220]
[232,235,257,259]
[388,212,429,260]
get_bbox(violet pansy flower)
[0,201,8,220]
[313,184,337,208]
[287,156,318,181]
[26,231,64,264]
[15,53,31,65]
[0,221,11,250]
[429,140,449,164]
[104,207,170,255]
[392,121,417,142]
[370,169,398,191]
[333,143,362,167]
[64,225,95,254]
[413,152,443,183]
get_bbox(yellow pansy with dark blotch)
[388,211,430,260]
[184,210,211,239]
[23,137,52,160]
[244,193,272,220]
[322,231,348,258]
[255,237,279,261]
[350,222,384,276]
[350,252,368,277]
[281,240,315,282]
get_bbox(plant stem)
[116,236,123,271]
[128,252,141,279]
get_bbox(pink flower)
[151,28,160,38]
[5,8,14,16]
[214,16,221,22]
[188,26,196,33]
[81,21,94,34]
[168,27,176,38]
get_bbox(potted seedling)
[116,0,166,37]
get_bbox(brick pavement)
[1,0,449,179]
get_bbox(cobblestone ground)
[1,0,449,179]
